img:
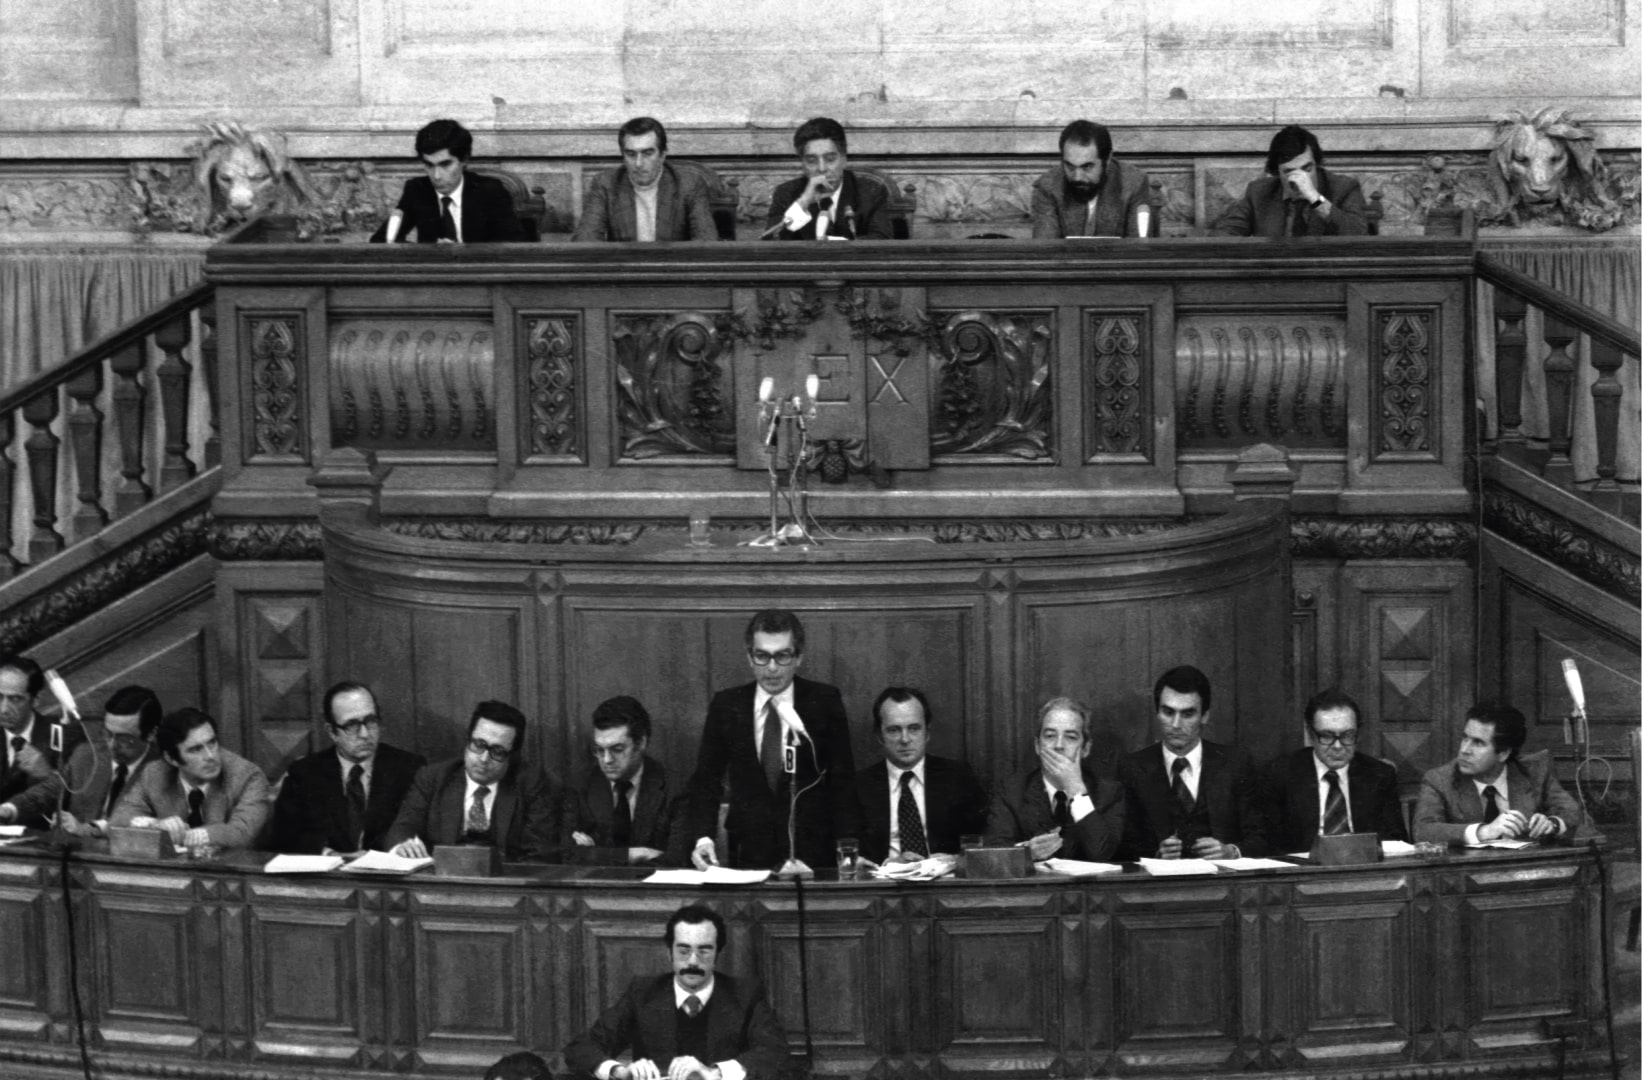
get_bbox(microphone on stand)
[760,377,780,447]
[1561,658,1588,745]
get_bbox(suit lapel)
[1292,752,1320,840]
[1022,770,1053,834]
[654,169,678,241]
[704,977,737,1060]
[615,176,638,242]
[491,775,518,853]
[641,978,678,1059]
[437,766,467,845]
[1453,768,1484,823]
[633,761,665,838]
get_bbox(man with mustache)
[564,904,788,1080]
[1031,119,1154,239]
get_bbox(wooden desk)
[0,842,1610,1079]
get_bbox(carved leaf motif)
[613,313,735,458]
[250,317,302,457]
[1089,316,1146,456]
[930,312,1053,459]
[527,318,578,456]
[1380,311,1433,454]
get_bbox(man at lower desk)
[1412,701,1582,845]
[564,903,788,1080]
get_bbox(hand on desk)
[616,1059,661,1080]
[392,837,430,859]
[1478,810,1528,842]
[1157,835,1183,859]
[629,846,664,862]
[1023,831,1063,861]
[573,831,595,846]
[1189,837,1236,860]
[691,837,718,870]
[1525,813,1562,839]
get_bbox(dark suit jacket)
[563,971,788,1080]
[856,754,988,863]
[1117,740,1272,860]
[1412,751,1585,846]
[573,164,718,242]
[686,676,860,870]
[271,743,426,854]
[108,748,272,850]
[382,757,559,862]
[0,719,77,828]
[371,172,525,243]
[1264,747,1408,853]
[1212,167,1370,237]
[1030,158,1153,238]
[982,766,1125,862]
[561,755,690,865]
[765,170,893,241]
[61,742,157,822]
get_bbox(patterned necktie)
[759,700,783,793]
[1171,756,1195,817]
[682,994,702,1018]
[1052,790,1070,827]
[612,779,633,847]
[345,764,367,848]
[439,195,457,241]
[467,784,490,834]
[897,771,928,856]
[185,787,205,829]
[105,763,129,817]
[1322,769,1349,835]
[1482,785,1500,824]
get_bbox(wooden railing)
[1477,251,1640,516]
[0,281,218,579]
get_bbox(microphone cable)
[58,843,94,1080]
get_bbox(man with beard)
[1031,120,1154,239]
[573,117,718,243]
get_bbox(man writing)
[573,117,718,243]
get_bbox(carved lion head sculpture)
[1488,108,1611,222]
[189,121,316,229]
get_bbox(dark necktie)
[105,763,129,817]
[612,779,633,847]
[1482,785,1500,824]
[1171,756,1195,817]
[345,764,367,848]
[185,787,205,829]
[759,700,783,794]
[897,771,928,856]
[439,195,457,241]
[1322,769,1349,835]
[1052,790,1070,828]
[8,735,23,772]
[682,993,702,1018]
[467,784,490,834]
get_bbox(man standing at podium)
[573,117,718,243]
[371,119,524,244]
[686,609,859,871]
[1264,688,1407,852]
[1212,125,1370,238]
[1030,120,1154,239]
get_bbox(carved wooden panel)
[1114,908,1238,1047]
[1085,312,1150,458]
[90,887,201,1025]
[574,916,679,1038]
[330,320,497,452]
[245,314,306,461]
[412,916,531,1050]
[1462,886,1582,1023]
[930,310,1054,463]
[848,287,932,471]
[245,882,370,1063]
[933,916,1058,1050]
[0,874,48,1011]
[522,315,582,461]
[614,310,737,461]
[1289,901,1411,1044]
[238,590,323,776]
[1373,309,1439,461]
[759,917,880,1047]
[1175,316,1347,451]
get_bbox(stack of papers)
[642,867,771,885]
[1207,857,1293,871]
[263,854,346,874]
[1036,858,1123,878]
[1467,838,1533,849]
[346,850,434,874]
[1137,857,1220,876]
[871,855,957,881]
[0,825,25,838]
[1381,840,1419,857]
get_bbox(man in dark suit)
[385,700,558,862]
[109,707,272,851]
[856,686,988,864]
[370,118,525,244]
[1413,702,1584,846]
[563,695,688,865]
[573,117,718,243]
[764,117,893,241]
[1030,119,1154,239]
[58,684,162,837]
[983,696,1124,861]
[686,609,859,872]
[1264,687,1408,853]
[271,682,426,854]
[0,654,73,829]
[563,903,788,1080]
[1117,665,1271,860]
[1212,125,1370,237]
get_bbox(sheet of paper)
[1207,857,1293,871]
[642,867,772,885]
[1137,857,1220,876]
[0,825,25,838]
[1466,838,1533,849]
[1037,858,1124,877]
[346,850,434,874]
[1380,840,1419,857]
[871,855,958,881]
[264,854,346,874]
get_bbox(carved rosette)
[248,316,303,459]
[1376,310,1435,458]
[1176,317,1347,450]
[613,312,736,459]
[329,320,495,452]
[1087,315,1147,458]
[929,312,1053,461]
[525,317,579,459]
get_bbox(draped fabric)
[1475,240,1640,483]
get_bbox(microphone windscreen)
[1561,658,1586,710]
[44,670,78,721]
[758,377,775,403]
[805,373,820,400]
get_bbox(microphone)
[761,378,781,447]
[758,377,775,404]
[44,669,77,753]
[1562,658,1588,743]
[844,205,857,239]
[804,373,820,401]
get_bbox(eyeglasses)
[467,737,513,763]
[748,649,798,668]
[107,732,148,747]
[1313,731,1358,748]
[329,715,381,737]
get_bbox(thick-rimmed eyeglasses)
[1313,731,1358,748]
[329,715,381,737]
[748,649,798,668]
[467,737,513,762]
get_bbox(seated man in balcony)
[271,681,425,854]
[573,117,718,243]
[1412,702,1582,846]
[371,118,525,243]
[109,707,272,851]
[1212,125,1369,238]
[1031,120,1153,239]
[1263,688,1408,852]
[857,686,988,864]
[58,685,163,837]
[562,695,688,865]
[764,117,893,241]
[983,696,1123,862]
[384,700,559,862]
[0,655,74,829]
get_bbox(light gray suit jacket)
[109,747,272,850]
[1412,751,1584,845]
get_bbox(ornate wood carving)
[1087,314,1148,458]
[930,311,1053,460]
[1376,309,1437,458]
[248,315,304,459]
[613,312,736,459]
[1176,318,1346,450]
[108,340,152,516]
[1482,484,1640,603]
[21,388,63,563]
[66,363,108,542]
[330,320,495,452]
[383,520,644,546]
[524,316,579,459]
[1289,517,1476,561]
[209,520,325,561]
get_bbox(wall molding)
[1481,482,1641,603]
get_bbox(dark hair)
[592,695,651,743]
[104,685,163,739]
[0,655,44,697]
[485,1051,553,1080]
[664,903,728,950]
[1153,665,1212,714]
[793,117,847,155]
[1037,695,1092,739]
[873,686,931,730]
[744,609,806,655]
[1466,701,1528,762]
[414,119,473,162]
[618,116,668,153]
[155,708,217,764]
[1264,124,1324,175]
[323,681,376,726]
[1059,119,1113,160]
[468,700,527,741]
[1304,687,1361,732]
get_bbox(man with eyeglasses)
[562,696,688,865]
[270,682,426,854]
[109,707,272,851]
[685,609,859,872]
[385,700,559,862]
[58,685,163,838]
[564,903,787,1080]
[1263,688,1407,853]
